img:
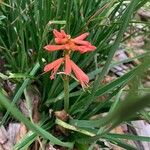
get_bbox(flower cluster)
[44,29,96,87]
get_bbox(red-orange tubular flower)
[44,29,96,87]
[44,29,96,53]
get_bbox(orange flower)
[44,29,96,87]
[44,29,96,53]
[44,58,64,79]
[44,55,89,87]
[69,58,89,88]
[65,55,89,87]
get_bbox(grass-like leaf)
[0,91,73,148]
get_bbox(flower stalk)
[63,75,69,112]
[43,29,96,111]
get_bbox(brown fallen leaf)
[54,110,69,122]
[15,123,28,144]
[32,89,40,123]
[54,110,69,136]
[19,85,40,123]
[138,8,150,21]
[7,123,20,145]
[0,126,13,150]
[0,126,8,145]
[110,126,126,150]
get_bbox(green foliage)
[0,0,150,149]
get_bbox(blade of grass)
[55,118,95,137]
[0,91,73,148]
[105,133,150,142]
[13,131,37,150]
[104,138,137,150]
[77,0,140,118]
[0,62,40,126]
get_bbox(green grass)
[0,0,150,149]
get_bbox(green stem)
[63,75,69,112]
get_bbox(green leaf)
[0,91,73,148]
[76,0,141,118]
[105,138,137,150]
[105,133,150,142]
[13,131,37,150]
[1,62,40,125]
[56,118,95,137]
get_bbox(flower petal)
[53,29,68,39]
[72,39,91,46]
[44,45,66,51]
[65,55,72,75]
[70,60,89,87]
[55,38,68,44]
[73,33,89,41]
[61,30,68,37]
[73,45,96,53]
[50,62,63,79]
[53,29,64,38]
[86,45,96,51]
[44,58,64,73]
